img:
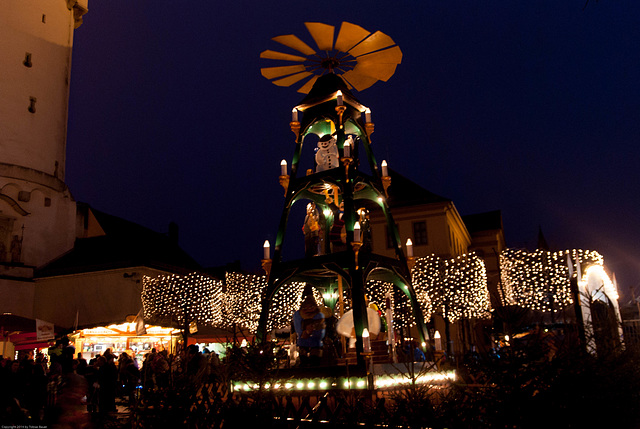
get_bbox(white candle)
[362,328,371,353]
[280,159,287,176]
[434,330,442,351]
[381,160,388,176]
[344,140,351,157]
[263,240,270,260]
[354,222,361,242]
[364,108,371,123]
[336,90,343,106]
[292,108,298,122]
[406,238,413,257]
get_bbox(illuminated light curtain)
[365,280,393,313]
[142,272,224,326]
[364,279,426,330]
[225,273,322,333]
[225,272,266,333]
[265,281,320,332]
[500,249,604,312]
[412,253,490,322]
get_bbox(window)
[18,191,30,202]
[412,221,428,246]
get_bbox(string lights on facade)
[500,249,605,312]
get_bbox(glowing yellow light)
[584,265,619,300]
[412,252,489,322]
[500,249,607,312]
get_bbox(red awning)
[9,332,54,351]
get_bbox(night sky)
[66,1,640,299]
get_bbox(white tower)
[0,1,87,316]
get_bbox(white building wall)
[34,268,164,329]
[0,1,82,178]
[0,1,87,317]
[0,279,35,318]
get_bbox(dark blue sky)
[66,1,640,298]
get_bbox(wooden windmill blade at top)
[260,21,403,93]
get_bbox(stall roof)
[1,314,63,351]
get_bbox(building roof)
[385,168,451,208]
[35,206,201,277]
[462,210,504,233]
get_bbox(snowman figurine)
[315,134,340,172]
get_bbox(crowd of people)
[0,337,92,425]
[0,336,218,426]
[1,291,429,426]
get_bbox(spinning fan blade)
[341,70,378,92]
[273,72,313,87]
[261,22,402,93]
[348,31,396,58]
[260,50,307,62]
[272,34,316,56]
[351,62,398,82]
[305,22,335,51]
[296,75,319,94]
[261,65,307,80]
[353,46,403,81]
[357,45,403,65]
[334,22,371,53]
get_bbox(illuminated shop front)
[71,322,181,364]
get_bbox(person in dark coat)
[98,352,118,414]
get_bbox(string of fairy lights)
[141,273,224,326]
[140,249,613,333]
[224,272,266,332]
[412,253,491,322]
[267,281,324,332]
[500,249,605,312]
[143,272,321,333]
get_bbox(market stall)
[71,322,181,365]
